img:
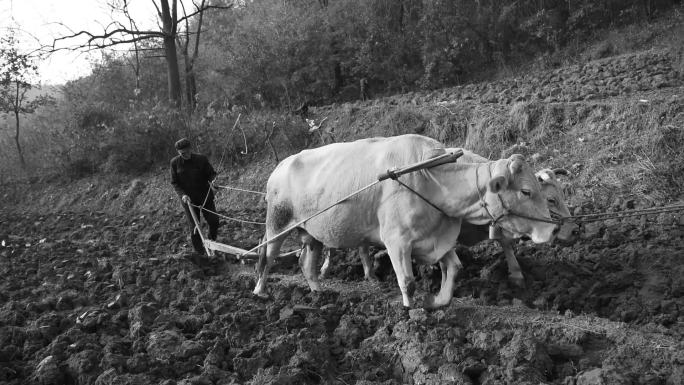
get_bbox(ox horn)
[509,154,525,174]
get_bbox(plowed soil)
[1,206,682,385]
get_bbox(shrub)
[100,103,185,174]
[64,157,97,179]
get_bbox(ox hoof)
[389,295,412,309]
[364,273,380,282]
[308,285,322,292]
[253,292,270,300]
[423,295,437,309]
[508,276,526,288]
[422,294,450,309]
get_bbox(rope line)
[200,181,214,210]
[242,180,384,256]
[394,178,451,216]
[216,185,266,195]
[567,204,684,223]
[474,164,560,226]
[188,202,266,225]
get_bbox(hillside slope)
[1,41,683,385]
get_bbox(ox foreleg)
[499,238,525,288]
[424,249,463,308]
[301,238,323,292]
[385,242,415,307]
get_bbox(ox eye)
[521,189,531,197]
[547,198,557,206]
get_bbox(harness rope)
[198,114,242,211]
[216,185,267,195]
[190,154,684,258]
[474,163,560,226]
[200,180,215,210]
[392,179,451,217]
[244,159,560,256]
[242,180,384,256]
[566,203,684,223]
[390,161,560,228]
[187,202,266,225]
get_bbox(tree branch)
[50,20,166,53]
[176,3,233,25]
[191,0,206,61]
[49,1,232,53]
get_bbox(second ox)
[254,134,558,308]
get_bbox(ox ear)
[488,175,508,193]
[508,154,525,174]
[552,168,571,177]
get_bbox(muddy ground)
[1,205,682,385]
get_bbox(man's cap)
[175,138,191,150]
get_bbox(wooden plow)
[186,204,300,260]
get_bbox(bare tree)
[177,0,208,112]
[51,0,233,108]
[0,33,55,169]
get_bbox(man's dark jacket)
[170,153,217,204]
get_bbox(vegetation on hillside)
[0,0,682,183]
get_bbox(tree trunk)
[163,37,182,107]
[332,62,343,95]
[13,110,26,169]
[160,0,182,107]
[185,70,197,111]
[181,36,197,111]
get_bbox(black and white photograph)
[1,1,683,384]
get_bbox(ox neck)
[426,160,501,225]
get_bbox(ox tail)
[255,234,268,278]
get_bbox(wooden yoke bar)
[377,149,464,181]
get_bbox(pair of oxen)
[253,134,577,308]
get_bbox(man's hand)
[181,195,190,204]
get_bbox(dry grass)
[321,86,683,209]
[464,107,511,159]
[375,105,432,137]
[567,95,684,205]
[439,92,683,207]
[462,102,571,161]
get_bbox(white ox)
[253,134,558,307]
[319,150,578,287]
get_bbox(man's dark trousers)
[183,198,219,254]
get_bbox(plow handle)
[378,149,464,181]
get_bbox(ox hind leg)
[499,238,525,288]
[253,231,286,297]
[320,246,376,281]
[299,231,323,291]
[424,249,463,308]
[384,241,415,307]
[319,247,336,279]
[255,200,296,297]
[358,245,378,281]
